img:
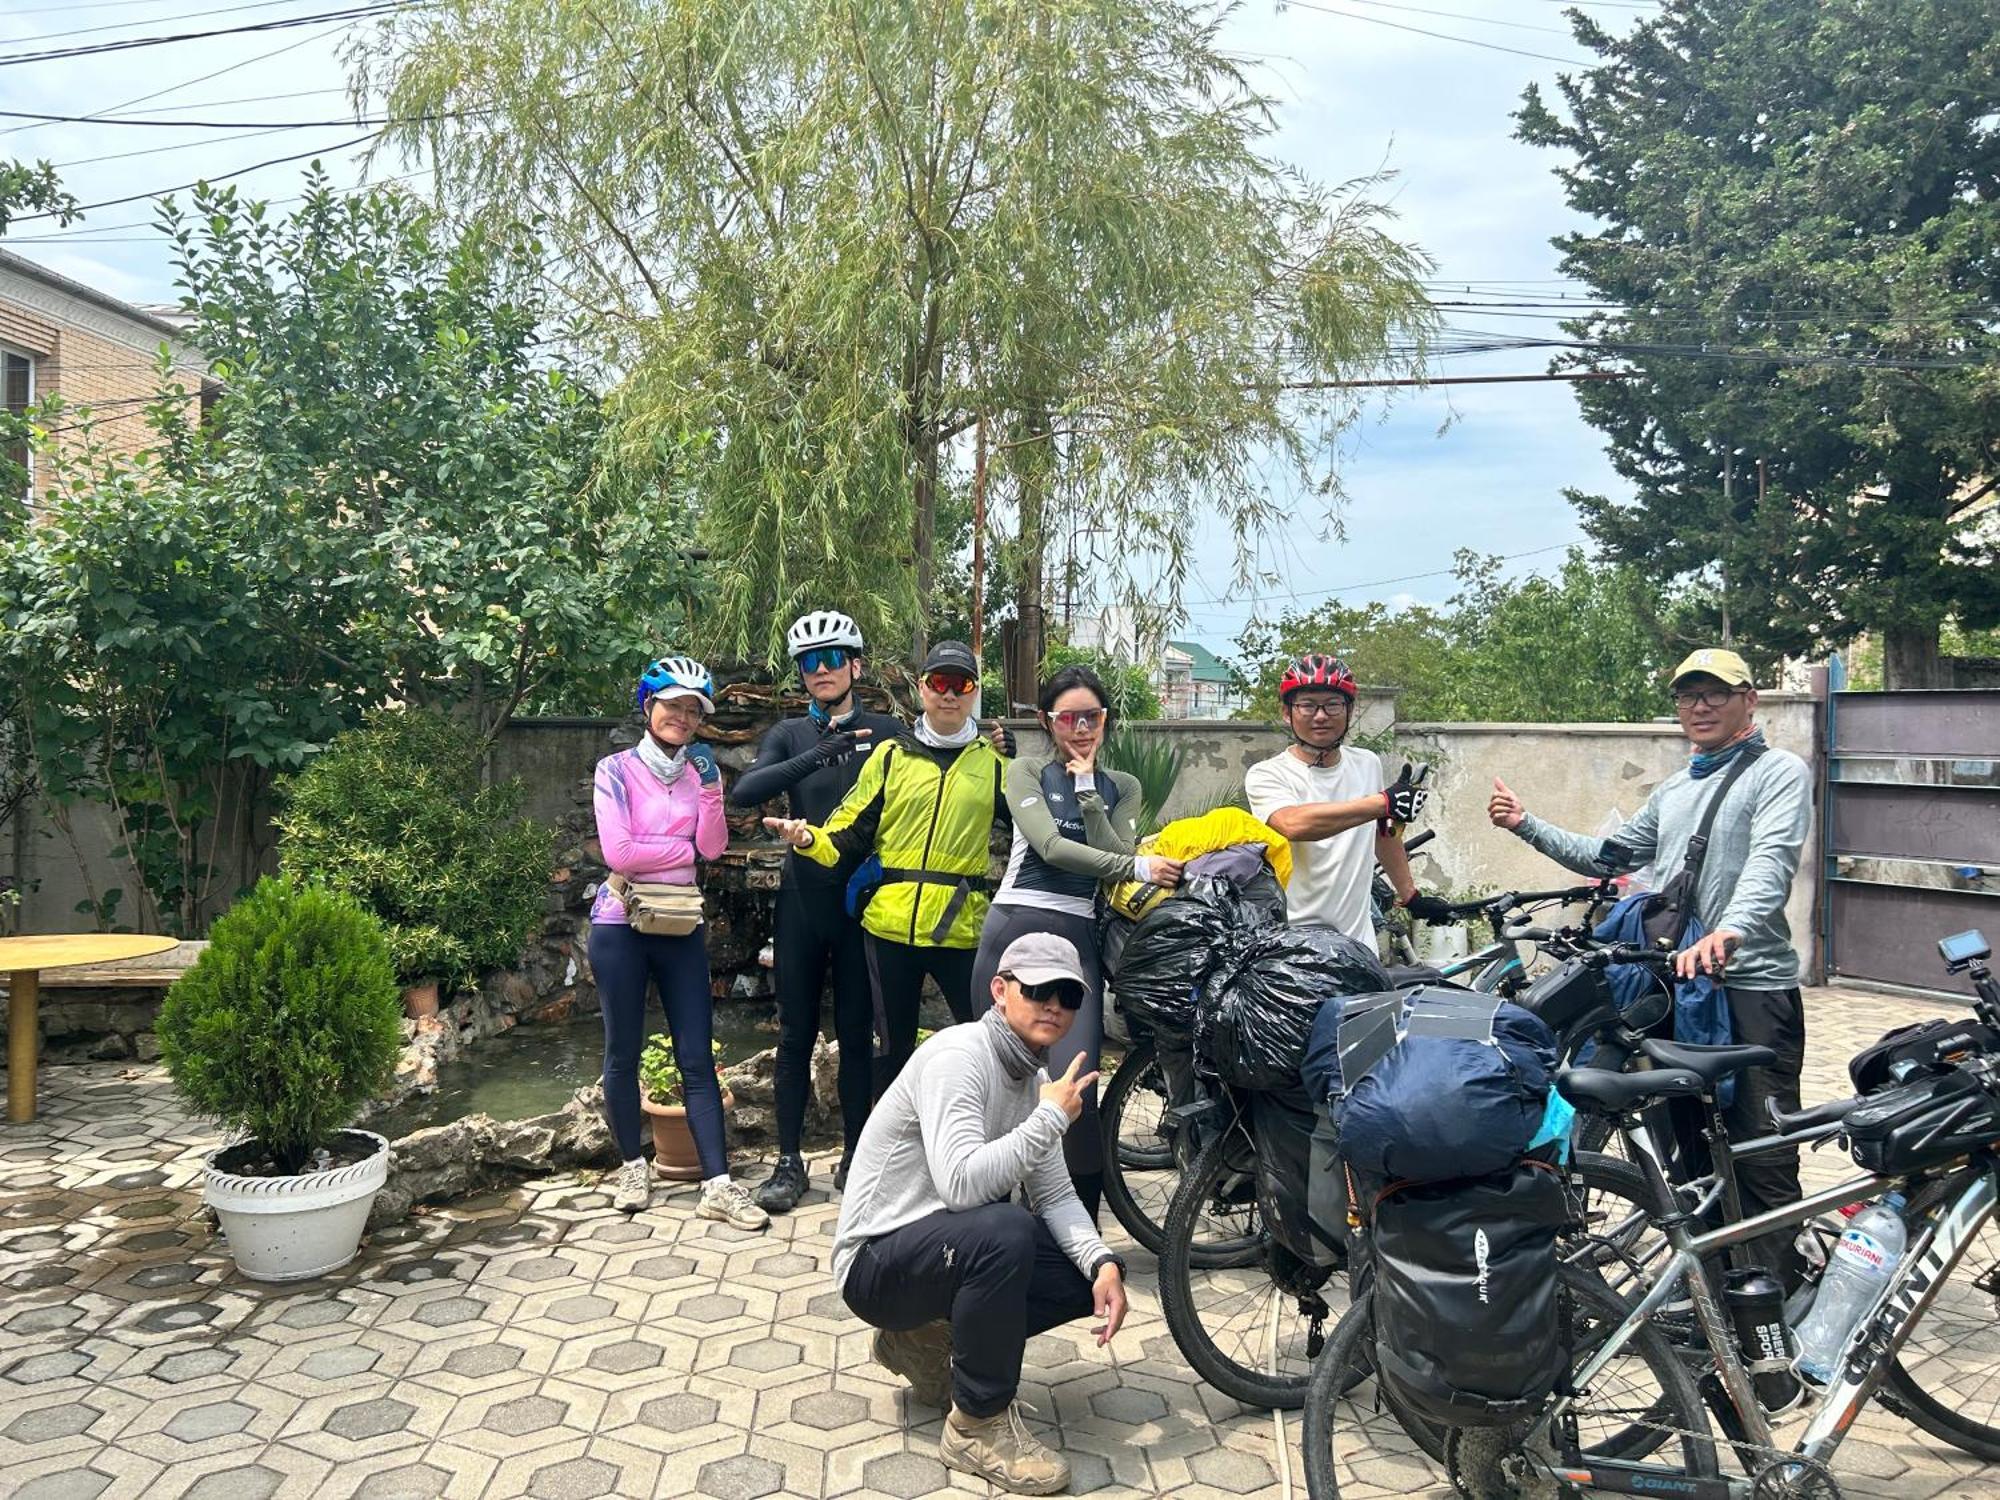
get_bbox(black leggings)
[772,882,874,1157]
[970,902,1105,1185]
[589,921,727,1177]
[863,934,977,1092]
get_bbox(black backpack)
[1371,1162,1569,1428]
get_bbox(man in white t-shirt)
[1243,654,1446,943]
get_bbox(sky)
[0,0,1655,659]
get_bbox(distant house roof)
[0,248,196,348]
[1166,640,1238,684]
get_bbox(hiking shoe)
[941,1402,1069,1495]
[612,1159,651,1214]
[872,1320,952,1408]
[754,1155,810,1214]
[696,1178,770,1231]
[833,1150,855,1191]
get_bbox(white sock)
[623,1157,646,1171]
[702,1173,731,1191]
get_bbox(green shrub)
[157,876,402,1174]
[639,1033,722,1107]
[1098,725,1185,836]
[276,709,555,991]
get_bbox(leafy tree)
[1233,549,1685,722]
[1041,641,1162,722]
[0,160,76,235]
[366,0,1434,677]
[1516,0,2000,687]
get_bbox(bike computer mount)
[1938,930,1991,971]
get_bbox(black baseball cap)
[922,640,979,678]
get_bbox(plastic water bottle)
[1792,1193,1908,1383]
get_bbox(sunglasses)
[1051,708,1104,733]
[923,672,977,697]
[1003,973,1085,1011]
[798,647,852,675]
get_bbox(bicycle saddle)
[1639,1038,1778,1086]
[1557,1065,1708,1114]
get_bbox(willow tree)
[367,0,1432,667]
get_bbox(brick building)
[1,248,208,506]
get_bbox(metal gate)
[1824,687,2000,998]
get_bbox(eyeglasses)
[1002,973,1085,1011]
[923,672,977,697]
[1289,698,1349,720]
[1671,686,1744,710]
[1051,708,1104,733]
[797,647,852,675]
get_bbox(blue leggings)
[589,921,727,1177]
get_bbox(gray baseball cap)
[997,932,1087,988]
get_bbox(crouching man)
[832,933,1129,1495]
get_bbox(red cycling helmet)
[1278,653,1358,704]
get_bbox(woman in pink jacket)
[590,655,767,1228]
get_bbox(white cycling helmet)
[637,655,715,714]
[787,610,865,659]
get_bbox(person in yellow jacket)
[764,641,1011,1089]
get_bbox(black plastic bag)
[1199,922,1389,1092]
[1251,1084,1349,1268]
[1112,878,1261,1037]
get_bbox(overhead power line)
[6,133,382,222]
[0,2,410,67]
[1277,0,1592,66]
[4,105,404,129]
[0,0,366,47]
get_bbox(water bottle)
[1793,1193,1908,1384]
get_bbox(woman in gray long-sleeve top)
[1488,646,1813,1284]
[968,665,1186,1219]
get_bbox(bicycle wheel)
[1302,1266,1717,1500]
[1157,1124,1339,1409]
[1883,1182,2000,1460]
[1100,1038,1176,1254]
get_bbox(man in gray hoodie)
[1490,647,1813,1281]
[833,932,1129,1496]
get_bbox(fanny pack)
[609,875,705,936]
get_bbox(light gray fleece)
[1513,744,1813,988]
[830,1008,1111,1292]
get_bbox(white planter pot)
[204,1130,389,1283]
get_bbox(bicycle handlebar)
[1439,881,1616,920]
[1583,943,1677,968]
[1403,828,1435,854]
[1768,1093,1861,1135]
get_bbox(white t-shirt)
[1244,745,1387,942]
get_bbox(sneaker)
[833,1150,855,1192]
[872,1320,952,1408]
[754,1155,810,1214]
[941,1402,1069,1495]
[696,1178,770,1232]
[612,1159,651,1214]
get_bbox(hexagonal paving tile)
[694,1454,783,1500]
[273,1299,353,1332]
[527,1455,621,1499]
[673,1293,745,1324]
[6,1265,77,1292]
[377,1257,462,1287]
[635,1392,718,1430]
[750,1251,816,1279]
[802,1290,847,1320]
[584,1340,663,1375]
[324,1396,415,1442]
[500,1255,574,1283]
[3,1400,101,1443]
[134,1301,223,1335]
[443,1343,524,1380]
[861,1451,951,1500]
[410,1295,489,1329]
[483,1394,567,1437]
[14,1467,114,1500]
[150,1349,237,1384]
[1190,1448,1277,1493]
[298,1346,379,1382]
[5,1350,90,1385]
[127,1263,201,1290]
[1089,1385,1169,1425]
[546,1293,615,1326]
[183,1465,283,1500]
[8,1303,84,1335]
[622,1253,696,1283]
[584,1219,651,1243]
[353,1464,451,1500]
[162,1399,257,1443]
[726,1339,800,1374]
[787,1390,867,1430]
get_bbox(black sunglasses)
[1001,972,1085,1011]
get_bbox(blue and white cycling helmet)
[637,655,715,715]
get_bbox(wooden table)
[4,933,178,1124]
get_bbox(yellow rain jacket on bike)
[798,735,1008,949]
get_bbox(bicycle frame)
[1552,1111,2000,1497]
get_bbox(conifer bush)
[158,876,402,1174]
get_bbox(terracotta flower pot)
[401,982,440,1020]
[641,1089,734,1180]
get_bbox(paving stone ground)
[1,986,1994,1499]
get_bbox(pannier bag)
[1250,1084,1349,1267]
[1111,878,1263,1037]
[610,875,705,936]
[1327,987,1559,1183]
[1517,956,1616,1044]
[1372,1162,1569,1428]
[1198,922,1389,1092]
[1845,1067,2000,1175]
[1850,1017,2000,1097]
